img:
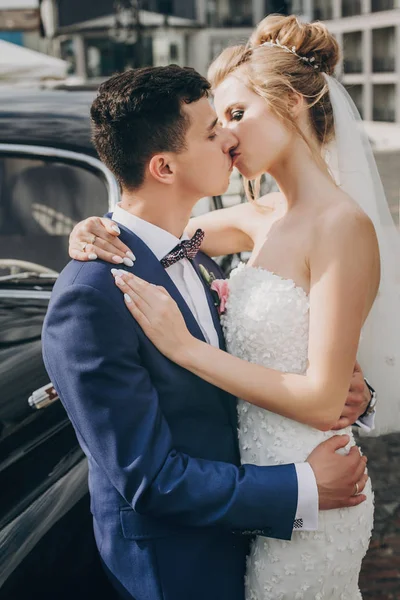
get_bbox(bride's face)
[213,74,293,180]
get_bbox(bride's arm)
[67,205,253,262]
[68,195,278,262]
[185,202,258,256]
[115,207,379,431]
[186,192,283,256]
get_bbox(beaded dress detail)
[222,263,374,600]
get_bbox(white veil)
[324,74,400,436]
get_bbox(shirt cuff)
[356,409,376,432]
[294,462,319,531]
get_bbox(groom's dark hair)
[91,65,211,190]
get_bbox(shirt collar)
[112,204,189,261]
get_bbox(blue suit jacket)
[42,224,298,600]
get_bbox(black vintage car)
[0,89,237,599]
[0,89,121,599]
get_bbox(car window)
[0,156,110,273]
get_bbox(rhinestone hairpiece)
[259,39,319,70]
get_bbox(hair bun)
[250,14,340,75]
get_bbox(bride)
[68,15,399,599]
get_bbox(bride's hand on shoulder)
[68,216,135,266]
[112,270,197,362]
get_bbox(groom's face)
[172,97,238,199]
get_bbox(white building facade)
[320,0,400,122]
[190,0,400,124]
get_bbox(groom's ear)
[148,154,176,185]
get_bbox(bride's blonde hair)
[208,15,340,201]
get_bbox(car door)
[0,145,119,598]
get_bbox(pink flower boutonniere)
[199,265,229,316]
[210,279,229,315]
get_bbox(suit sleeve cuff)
[294,463,319,531]
[356,409,376,432]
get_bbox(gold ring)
[91,235,97,245]
[353,482,360,496]
[82,242,88,252]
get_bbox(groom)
[43,66,373,600]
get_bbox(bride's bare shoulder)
[320,188,372,225]
[314,188,378,250]
[311,191,380,298]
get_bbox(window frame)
[0,143,120,214]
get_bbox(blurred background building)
[34,1,309,82]
[0,0,46,50]
[324,0,400,123]
[1,0,399,124]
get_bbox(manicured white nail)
[112,255,124,264]
[88,253,97,260]
[124,293,132,303]
[111,224,121,234]
[126,251,136,261]
[115,276,125,286]
[123,257,134,267]
[111,268,125,277]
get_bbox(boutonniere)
[199,265,229,316]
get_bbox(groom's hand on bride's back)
[307,435,368,510]
[331,361,371,430]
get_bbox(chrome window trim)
[0,143,120,212]
[0,289,52,299]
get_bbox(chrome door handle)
[29,383,59,410]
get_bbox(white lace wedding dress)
[222,263,374,600]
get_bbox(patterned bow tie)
[160,228,205,268]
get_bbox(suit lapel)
[191,254,226,351]
[117,226,207,344]
[117,226,239,436]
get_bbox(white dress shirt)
[113,204,319,531]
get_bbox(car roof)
[0,89,97,156]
